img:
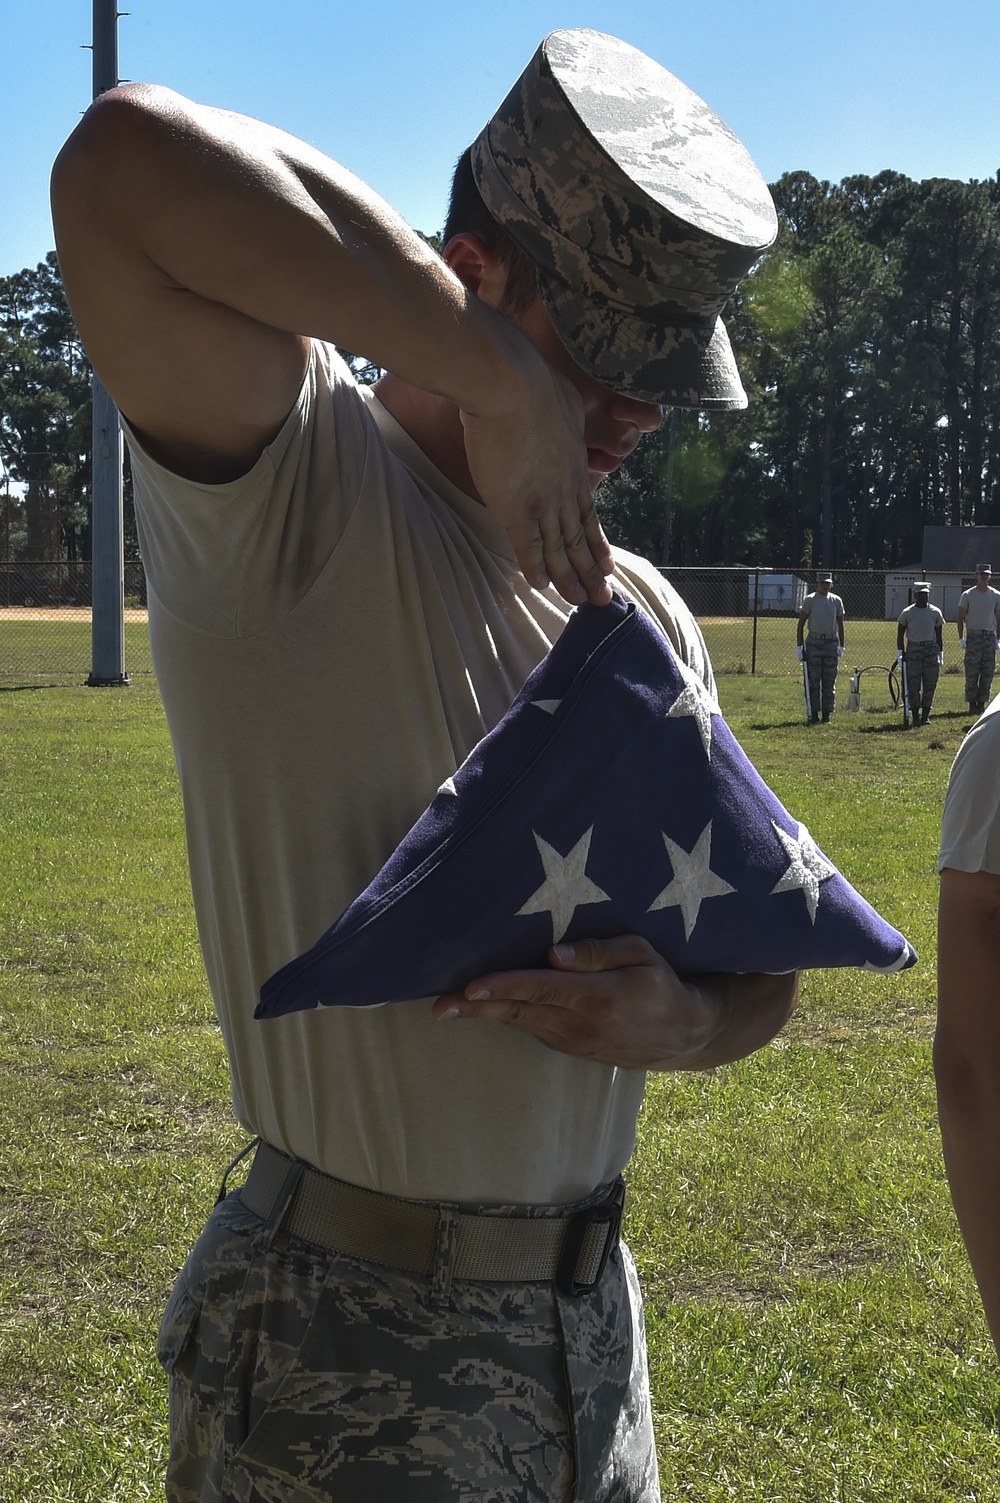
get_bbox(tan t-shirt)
[801,591,844,637]
[959,585,1000,634]
[125,341,715,1204]
[898,603,943,644]
[939,697,1000,874]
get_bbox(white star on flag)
[770,821,835,923]
[647,820,736,940]
[665,663,720,759]
[516,826,611,944]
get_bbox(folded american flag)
[257,593,916,1018]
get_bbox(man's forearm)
[664,969,799,1071]
[435,937,797,1071]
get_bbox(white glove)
[837,646,845,658]
[796,645,804,662]
[897,650,904,664]
[938,653,944,667]
[960,638,966,651]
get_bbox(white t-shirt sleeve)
[124,342,372,636]
[939,710,1000,874]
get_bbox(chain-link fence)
[0,562,151,687]
[660,567,935,680]
[0,561,952,691]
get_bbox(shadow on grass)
[857,709,974,735]
[745,712,896,730]
[0,682,77,694]
[746,718,815,731]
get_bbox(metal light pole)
[87,0,128,685]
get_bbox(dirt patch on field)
[0,607,148,622]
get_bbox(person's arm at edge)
[837,602,845,650]
[958,602,968,642]
[935,865,1000,1360]
[897,614,907,654]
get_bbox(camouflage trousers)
[805,636,839,718]
[964,630,997,707]
[904,640,940,716]
[158,1180,660,1503]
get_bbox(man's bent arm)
[433,935,798,1071]
[51,85,609,602]
[936,865,1000,1358]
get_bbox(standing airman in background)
[957,564,1000,715]
[796,573,845,722]
[897,582,944,726]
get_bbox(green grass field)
[0,618,154,687]
[1,670,997,1501]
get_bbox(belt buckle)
[556,1181,625,1297]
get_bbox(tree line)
[0,253,94,562]
[600,169,1000,568]
[3,171,1000,570]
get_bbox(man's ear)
[442,234,508,310]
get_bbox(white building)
[883,527,1000,620]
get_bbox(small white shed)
[750,574,806,613]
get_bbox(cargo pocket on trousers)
[157,1275,200,1375]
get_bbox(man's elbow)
[51,84,183,223]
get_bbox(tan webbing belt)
[239,1140,624,1295]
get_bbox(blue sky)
[2,0,998,277]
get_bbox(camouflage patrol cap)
[470,29,778,410]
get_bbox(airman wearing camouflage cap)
[898,583,944,725]
[958,565,1000,713]
[470,29,777,409]
[53,31,796,1503]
